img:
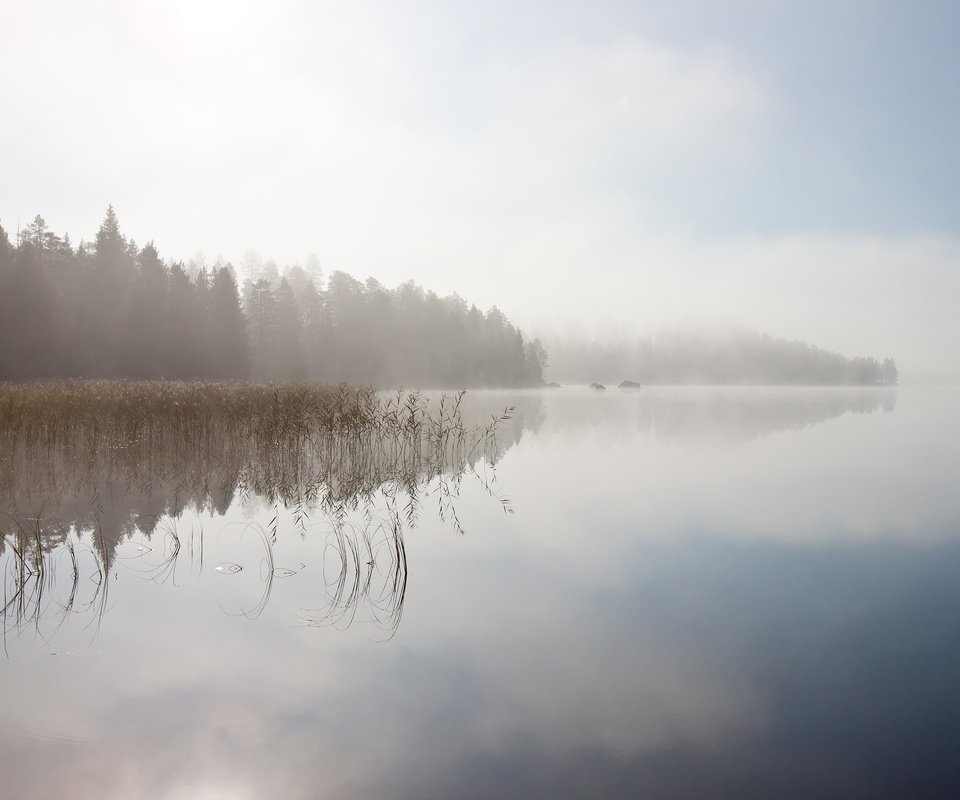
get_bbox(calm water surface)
[2,387,959,799]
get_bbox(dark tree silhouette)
[274,278,305,380]
[0,207,895,386]
[123,242,169,378]
[209,267,249,378]
[244,278,278,379]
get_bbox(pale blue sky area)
[411,0,960,237]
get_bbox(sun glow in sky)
[2,0,958,381]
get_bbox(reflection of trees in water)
[0,387,520,541]
[0,386,516,648]
[0,385,893,648]
[536,387,896,444]
[417,387,894,447]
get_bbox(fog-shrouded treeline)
[544,327,898,386]
[0,208,546,386]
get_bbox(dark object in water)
[589,383,607,391]
[619,380,642,389]
[546,382,562,389]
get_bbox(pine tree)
[209,267,249,378]
[244,278,278,379]
[274,278,304,380]
[95,205,126,263]
[165,263,199,378]
[0,222,11,271]
[88,205,135,375]
[123,242,169,377]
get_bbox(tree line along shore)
[0,208,896,387]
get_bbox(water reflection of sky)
[2,388,959,799]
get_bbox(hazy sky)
[2,0,958,381]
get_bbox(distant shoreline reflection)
[0,385,895,649]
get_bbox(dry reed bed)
[0,380,503,452]
[0,381,512,644]
[2,381,417,442]
[0,380,509,521]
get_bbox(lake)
[2,386,959,799]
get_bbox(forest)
[0,207,897,387]
[0,208,546,386]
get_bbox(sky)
[1,0,958,381]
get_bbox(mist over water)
[3,1,959,797]
[3,386,957,799]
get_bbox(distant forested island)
[546,328,898,386]
[0,208,896,387]
[0,208,546,386]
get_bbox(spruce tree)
[209,267,249,378]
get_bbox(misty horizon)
[0,206,935,384]
[1,207,898,387]
[3,2,959,383]
[3,3,959,798]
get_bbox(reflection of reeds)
[0,382,510,522]
[1,525,108,657]
[297,505,409,638]
[0,381,512,647]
